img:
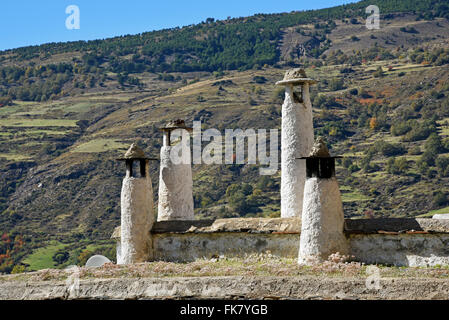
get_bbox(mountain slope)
[0,0,449,272]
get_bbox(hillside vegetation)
[0,0,449,273]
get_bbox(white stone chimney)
[298,137,349,264]
[157,120,194,221]
[276,68,316,218]
[117,143,155,264]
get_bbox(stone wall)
[3,276,449,300]
[151,218,300,261]
[152,233,299,262]
[349,234,449,267]
[112,217,449,267]
[346,218,449,267]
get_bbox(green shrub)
[342,158,353,168]
[329,78,345,91]
[436,156,449,177]
[11,264,25,274]
[374,141,406,157]
[252,76,267,84]
[421,151,436,166]
[408,145,422,155]
[348,88,358,95]
[387,157,408,175]
[433,192,448,207]
[425,133,445,154]
[403,121,436,142]
[348,164,360,173]
[391,121,412,136]
[226,183,260,215]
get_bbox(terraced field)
[0,7,448,272]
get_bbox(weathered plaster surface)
[157,146,194,221]
[113,217,449,267]
[349,234,449,267]
[299,177,349,264]
[281,84,314,218]
[120,166,154,264]
[116,241,121,265]
[3,276,449,300]
[152,217,300,234]
[152,233,299,262]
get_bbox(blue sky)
[0,0,358,51]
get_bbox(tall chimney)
[116,143,156,264]
[157,120,194,221]
[276,68,316,218]
[298,137,349,264]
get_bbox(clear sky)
[0,0,359,51]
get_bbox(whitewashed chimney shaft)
[118,144,155,264]
[157,124,194,221]
[298,138,349,264]
[277,69,315,218]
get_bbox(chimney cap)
[309,137,330,157]
[159,119,193,132]
[116,143,158,161]
[276,68,317,86]
[297,137,342,159]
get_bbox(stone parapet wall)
[152,233,299,262]
[151,217,300,234]
[112,217,449,266]
[344,218,449,234]
[349,233,449,267]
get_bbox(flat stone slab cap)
[152,217,301,234]
[309,137,330,157]
[297,137,341,159]
[111,218,301,238]
[345,218,449,234]
[111,217,449,239]
[116,143,158,161]
[159,119,193,132]
[276,68,317,86]
[120,143,145,159]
